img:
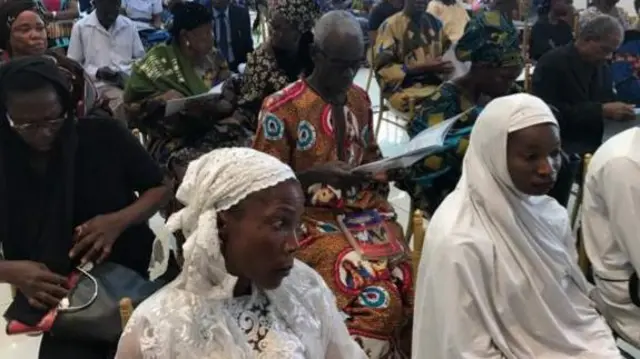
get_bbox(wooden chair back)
[119,297,134,329]
[410,209,427,280]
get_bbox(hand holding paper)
[353,111,468,174]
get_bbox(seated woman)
[254,11,412,358]
[374,0,451,113]
[396,11,522,215]
[233,0,320,130]
[412,93,622,358]
[0,57,171,358]
[115,148,368,359]
[0,0,107,117]
[530,0,574,61]
[124,1,251,188]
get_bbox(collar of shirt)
[85,11,129,35]
[212,6,230,19]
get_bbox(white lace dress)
[226,290,306,358]
[115,260,368,359]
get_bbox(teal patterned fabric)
[397,82,481,214]
[455,10,523,67]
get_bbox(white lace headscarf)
[167,147,296,297]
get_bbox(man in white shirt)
[582,127,640,349]
[122,0,163,31]
[68,0,145,120]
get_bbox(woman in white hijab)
[412,93,622,359]
[115,148,367,359]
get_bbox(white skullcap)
[166,147,297,297]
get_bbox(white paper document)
[164,91,220,116]
[516,66,535,82]
[353,114,463,174]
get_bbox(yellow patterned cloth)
[373,11,447,112]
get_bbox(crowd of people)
[1,0,640,358]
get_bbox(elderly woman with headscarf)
[0,57,171,358]
[0,0,108,117]
[396,10,522,215]
[124,1,252,202]
[412,93,623,358]
[115,148,368,359]
[232,0,320,130]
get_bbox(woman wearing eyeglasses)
[0,57,172,359]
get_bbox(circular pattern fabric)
[262,113,285,141]
[296,120,317,151]
[357,286,390,309]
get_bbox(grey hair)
[312,10,364,50]
[578,14,624,43]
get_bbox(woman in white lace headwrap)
[115,148,367,359]
[412,93,622,358]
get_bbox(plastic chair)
[374,92,415,140]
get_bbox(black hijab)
[0,57,77,325]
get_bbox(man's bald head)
[313,10,364,58]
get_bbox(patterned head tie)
[455,11,524,68]
[267,0,322,33]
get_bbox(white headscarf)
[460,93,585,286]
[414,93,620,359]
[166,147,296,297]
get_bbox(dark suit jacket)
[215,4,254,71]
[532,44,614,155]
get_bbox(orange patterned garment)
[253,80,413,359]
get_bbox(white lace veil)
[166,147,296,298]
[116,148,299,359]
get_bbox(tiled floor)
[1,68,638,358]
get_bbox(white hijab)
[414,94,620,359]
[116,148,364,359]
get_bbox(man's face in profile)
[583,34,621,64]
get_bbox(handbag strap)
[57,265,98,313]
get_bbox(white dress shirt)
[67,11,145,83]
[583,127,640,348]
[122,0,163,30]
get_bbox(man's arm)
[67,22,84,65]
[602,158,640,274]
[532,54,603,141]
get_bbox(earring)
[185,40,191,47]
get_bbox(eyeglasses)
[6,113,65,134]
[316,47,363,71]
